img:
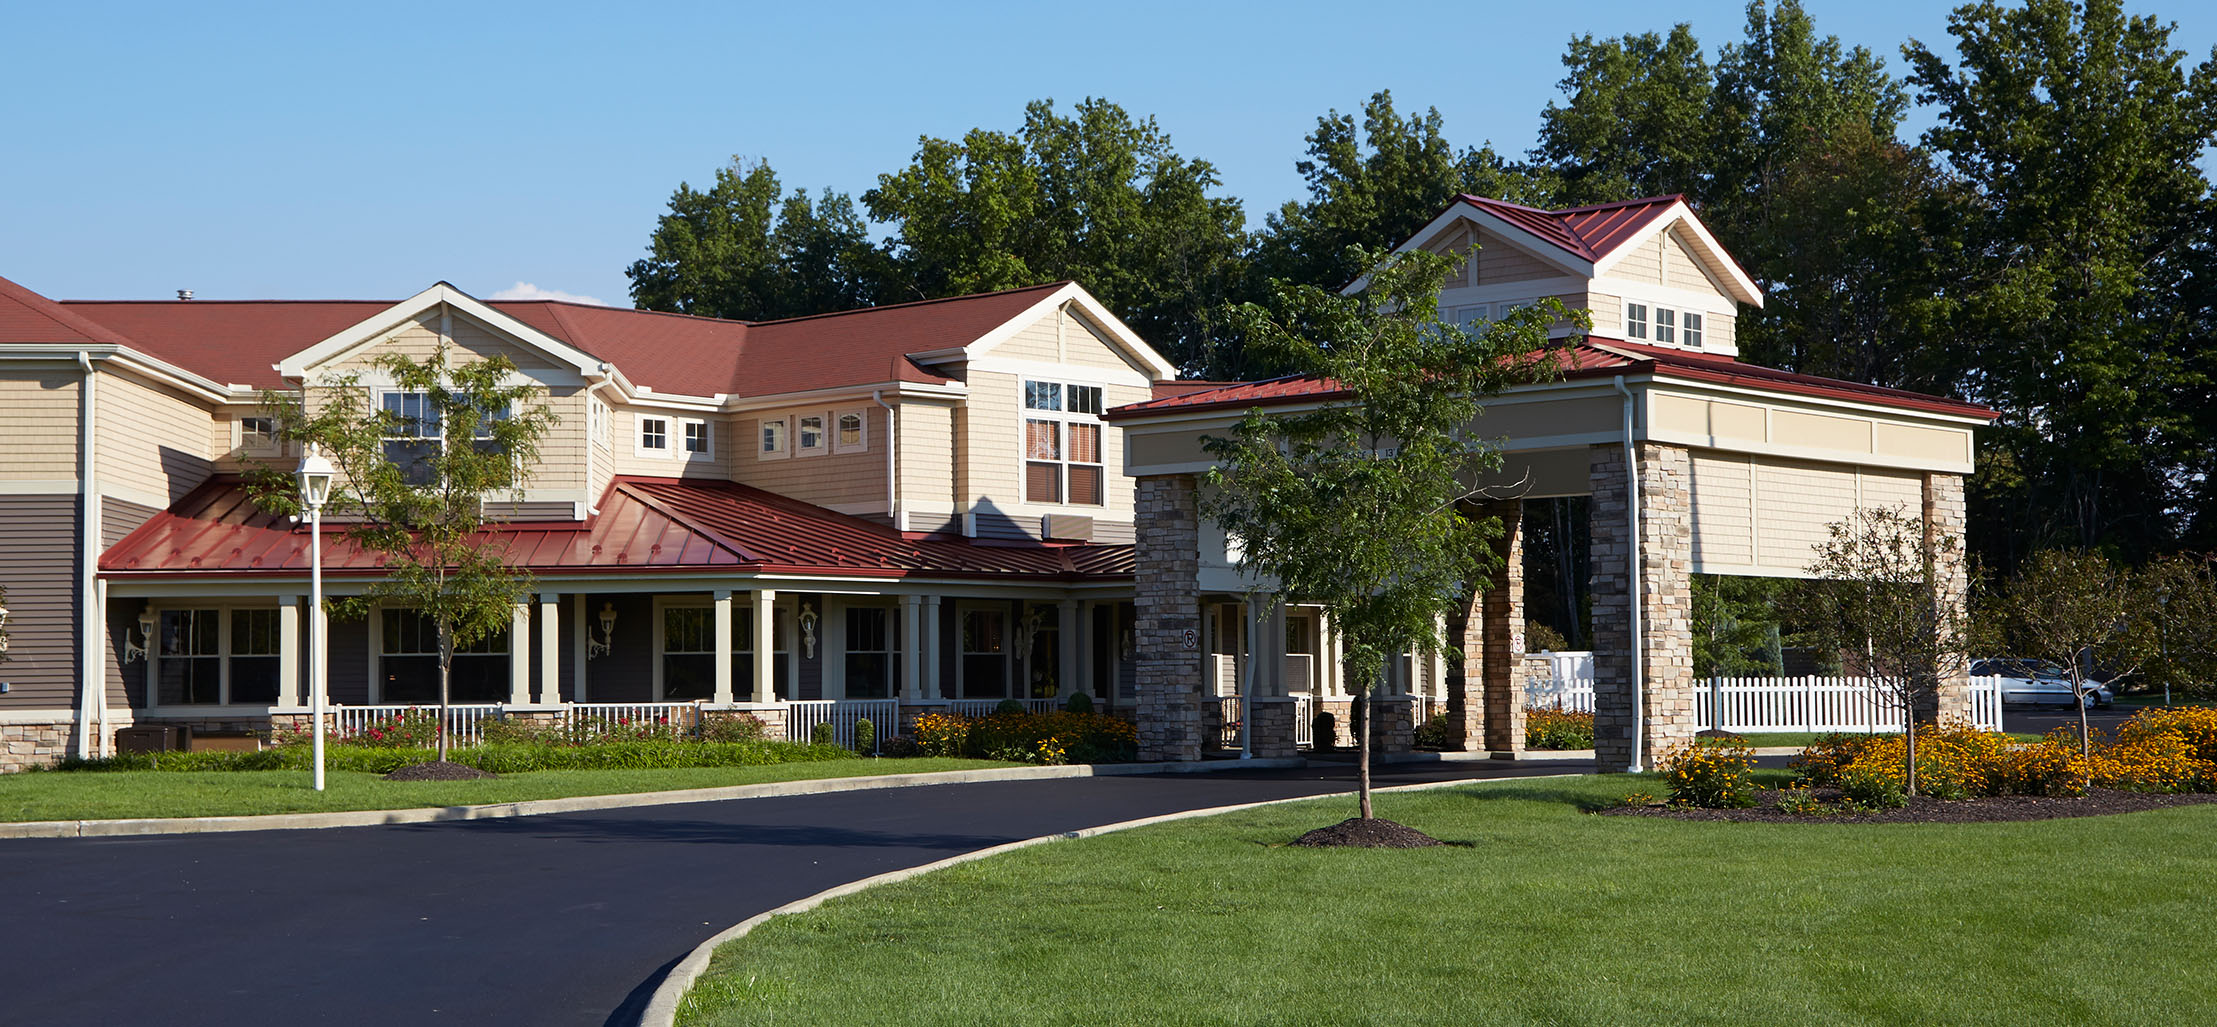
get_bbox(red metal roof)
[1106,338,1996,421]
[99,476,1131,582]
[35,281,1069,396]
[1453,195,1683,262]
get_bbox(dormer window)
[1626,303,1649,341]
[1683,312,1703,349]
[1655,308,1676,346]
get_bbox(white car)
[1974,658,2114,707]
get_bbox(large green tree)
[1201,248,1574,826]
[865,98,1248,373]
[1532,25,1716,206]
[627,158,889,321]
[1906,0,2217,566]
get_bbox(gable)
[315,306,567,378]
[277,282,602,384]
[977,303,1153,380]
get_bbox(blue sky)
[4,0,2211,307]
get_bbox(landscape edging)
[636,771,1578,1027]
[0,757,1307,840]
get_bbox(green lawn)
[0,758,1015,822]
[679,773,2217,1027]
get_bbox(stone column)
[712,590,734,705]
[1134,475,1205,761]
[1446,590,1485,751]
[751,589,777,703]
[1589,441,1696,772]
[1481,499,1527,756]
[1247,696,1298,758]
[1921,471,1973,724]
[1369,695,1415,754]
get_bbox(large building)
[0,194,1993,771]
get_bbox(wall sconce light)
[588,602,618,660]
[798,602,819,659]
[0,591,10,655]
[123,604,155,664]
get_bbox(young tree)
[1794,506,1973,796]
[1990,549,2159,761]
[251,348,557,763]
[1201,246,1572,826]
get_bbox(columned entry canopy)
[1108,337,1995,770]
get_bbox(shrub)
[852,718,876,755]
[912,712,971,758]
[1063,692,1094,714]
[1413,712,1454,749]
[1840,764,1909,809]
[881,736,922,759]
[1788,733,1873,788]
[1989,733,2089,797]
[810,721,837,746]
[1312,711,1337,750]
[995,699,1027,715]
[1660,736,1758,808]
[1525,708,1595,750]
[700,713,768,743]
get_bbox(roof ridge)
[1549,194,1684,214]
[1457,194,1555,214]
[516,301,757,326]
[0,274,141,347]
[745,280,1070,327]
[62,298,397,306]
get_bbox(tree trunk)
[437,623,454,764]
[2075,677,2093,766]
[1904,704,1919,798]
[1356,683,1374,821]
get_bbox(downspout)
[1612,375,1644,772]
[872,390,898,529]
[75,352,100,758]
[581,364,615,515]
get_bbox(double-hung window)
[660,607,714,700]
[381,391,442,485]
[378,609,510,703]
[843,607,895,699]
[153,607,281,706]
[1022,380,1107,506]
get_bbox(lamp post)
[298,447,335,791]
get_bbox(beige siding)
[95,368,214,504]
[0,371,82,479]
[983,305,1149,374]
[527,386,588,493]
[1689,452,1756,567]
[1473,229,1560,284]
[897,401,957,526]
[605,405,729,480]
[1664,228,1727,295]
[324,309,558,375]
[1581,291,1622,336]
[1611,239,1663,283]
[732,406,888,512]
[962,372,1024,512]
[1754,460,1858,571]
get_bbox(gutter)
[1612,375,1644,772]
[75,352,102,758]
[872,390,898,529]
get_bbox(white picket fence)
[332,704,502,747]
[564,702,698,734]
[1524,674,2004,732]
[784,699,899,753]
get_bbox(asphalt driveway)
[0,758,1584,1026]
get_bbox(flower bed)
[1526,708,1595,750]
[48,738,856,775]
[911,709,1137,765]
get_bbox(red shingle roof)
[0,274,136,347]
[99,476,1132,582]
[1106,338,1996,421]
[33,279,1070,396]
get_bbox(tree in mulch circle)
[1203,246,1572,847]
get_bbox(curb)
[637,770,1579,1027]
[0,757,1308,841]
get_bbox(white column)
[508,602,533,705]
[922,596,943,700]
[278,597,303,708]
[712,589,734,705]
[1056,599,1080,698]
[1076,600,1095,698]
[751,588,777,703]
[539,592,561,705]
[572,594,589,703]
[899,594,924,700]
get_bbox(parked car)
[1972,658,2114,707]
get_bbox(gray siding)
[0,494,81,707]
[101,496,162,550]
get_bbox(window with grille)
[835,412,866,452]
[843,607,895,699]
[379,609,510,703]
[154,607,283,706]
[639,416,669,456]
[960,608,1008,698]
[1022,380,1107,506]
[681,419,711,456]
[661,607,714,700]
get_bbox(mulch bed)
[383,761,498,782]
[1290,817,1444,848]
[1601,787,2217,824]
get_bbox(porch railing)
[1294,694,1315,748]
[784,699,898,754]
[943,698,1070,718]
[1219,695,1245,750]
[331,704,501,747]
[563,702,700,735]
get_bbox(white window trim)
[232,415,292,458]
[1612,286,1722,351]
[588,398,613,450]
[758,415,791,461]
[367,604,511,705]
[832,409,868,454]
[795,413,828,457]
[635,414,672,459]
[677,417,713,461]
[1020,379,1109,508]
[144,603,284,711]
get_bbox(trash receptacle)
[115,724,187,753]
